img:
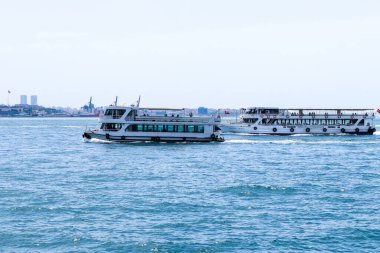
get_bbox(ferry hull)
[221,125,376,135]
[83,132,225,143]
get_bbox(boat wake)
[225,139,379,145]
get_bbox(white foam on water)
[87,139,113,144]
[225,139,379,145]
[225,139,299,144]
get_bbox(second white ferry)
[221,107,376,135]
[83,104,224,142]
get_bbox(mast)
[137,95,141,108]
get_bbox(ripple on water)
[0,118,379,252]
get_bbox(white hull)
[84,131,224,142]
[221,124,375,135]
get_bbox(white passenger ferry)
[83,105,224,142]
[221,107,376,135]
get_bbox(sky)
[0,0,379,109]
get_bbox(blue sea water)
[0,118,379,252]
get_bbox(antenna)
[115,96,118,106]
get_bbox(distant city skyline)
[1,1,380,108]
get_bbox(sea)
[0,118,379,252]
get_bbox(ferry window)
[156,125,164,132]
[103,123,123,131]
[167,125,174,132]
[187,125,195,133]
[337,119,343,125]
[177,125,185,132]
[358,119,364,126]
[145,125,154,132]
[101,123,105,129]
[116,110,126,117]
[198,126,204,133]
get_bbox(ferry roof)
[140,107,184,111]
[286,108,373,111]
[105,106,184,111]
[244,107,279,110]
[243,107,373,111]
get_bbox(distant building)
[198,107,208,115]
[31,95,38,106]
[20,95,27,105]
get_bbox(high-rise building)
[31,95,38,106]
[20,95,27,105]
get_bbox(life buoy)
[323,128,327,132]
[254,127,257,130]
[290,128,295,133]
[306,128,310,133]
[341,128,346,133]
[355,128,360,133]
[273,127,277,132]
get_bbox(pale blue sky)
[1,0,379,108]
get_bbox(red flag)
[377,109,380,114]
[225,110,230,115]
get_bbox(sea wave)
[217,184,296,196]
